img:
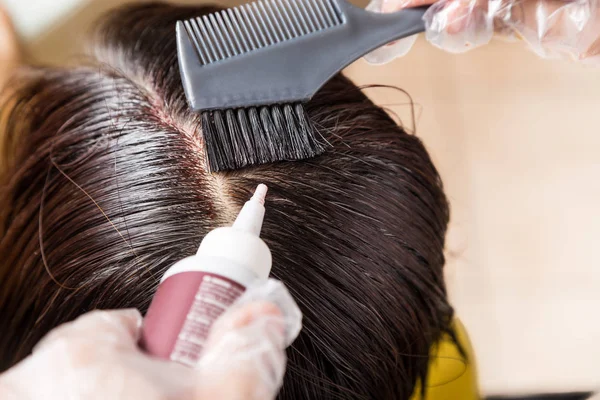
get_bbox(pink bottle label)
[141,271,246,366]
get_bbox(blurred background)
[2,0,599,397]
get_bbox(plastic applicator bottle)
[140,184,271,366]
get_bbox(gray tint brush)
[177,0,429,172]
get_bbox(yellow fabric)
[410,319,480,400]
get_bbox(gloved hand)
[0,278,302,400]
[365,0,600,64]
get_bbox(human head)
[0,3,453,399]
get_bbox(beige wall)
[346,39,600,395]
[6,0,600,395]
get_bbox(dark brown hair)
[0,3,454,399]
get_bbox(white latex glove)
[0,278,302,400]
[365,0,600,64]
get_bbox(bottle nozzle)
[252,184,268,205]
[232,184,268,236]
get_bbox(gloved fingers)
[194,279,302,400]
[382,0,434,10]
[0,285,301,400]
[223,278,302,347]
[0,294,300,400]
[364,0,420,64]
[501,0,600,62]
[584,37,600,60]
[364,0,494,62]
[206,301,283,342]
[34,308,143,355]
[365,0,600,63]
[0,309,156,400]
[194,305,285,400]
[424,0,495,53]
[364,35,419,64]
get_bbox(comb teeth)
[183,0,344,65]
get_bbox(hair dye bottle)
[140,185,271,366]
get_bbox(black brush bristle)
[201,103,327,172]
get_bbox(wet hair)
[0,3,454,399]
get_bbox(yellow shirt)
[410,319,480,400]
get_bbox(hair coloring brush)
[176,0,428,172]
